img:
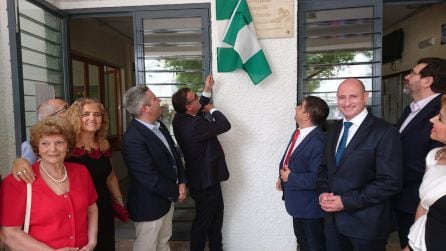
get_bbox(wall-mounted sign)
[247,0,294,39]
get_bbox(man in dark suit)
[317,78,403,251]
[276,96,329,251]
[121,85,187,251]
[172,75,231,251]
[393,57,446,249]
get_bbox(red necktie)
[283,129,300,167]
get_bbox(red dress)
[0,162,98,249]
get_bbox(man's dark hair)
[418,57,446,93]
[172,87,191,113]
[304,96,329,131]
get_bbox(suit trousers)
[189,184,224,251]
[394,209,414,248]
[293,217,326,251]
[133,203,174,251]
[324,219,386,251]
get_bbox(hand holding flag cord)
[217,0,272,85]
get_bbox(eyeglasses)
[187,94,199,105]
[50,104,69,117]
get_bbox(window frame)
[297,0,383,118]
[7,0,71,156]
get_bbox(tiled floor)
[114,220,401,251]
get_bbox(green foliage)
[164,59,203,92]
[305,51,371,92]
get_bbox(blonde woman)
[65,98,124,251]
[11,98,125,251]
[408,94,446,251]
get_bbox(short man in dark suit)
[121,85,187,251]
[393,57,446,249]
[276,96,329,251]
[172,75,231,251]
[317,78,403,251]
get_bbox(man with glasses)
[172,75,231,251]
[393,57,446,250]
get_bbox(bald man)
[317,79,403,251]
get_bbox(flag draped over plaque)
[216,0,272,85]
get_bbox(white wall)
[0,1,18,178]
[383,2,446,76]
[56,0,298,250]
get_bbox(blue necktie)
[335,122,353,165]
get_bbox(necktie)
[283,129,300,167]
[335,122,353,165]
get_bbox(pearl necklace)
[40,162,67,183]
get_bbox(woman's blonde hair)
[65,98,110,151]
[30,117,75,157]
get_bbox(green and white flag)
[217,0,272,85]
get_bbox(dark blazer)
[317,114,403,240]
[121,119,186,221]
[280,127,326,219]
[172,96,231,190]
[393,94,443,214]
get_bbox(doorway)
[69,10,210,240]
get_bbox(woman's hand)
[79,242,96,251]
[12,158,35,183]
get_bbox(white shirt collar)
[411,93,440,112]
[135,118,160,131]
[343,108,368,126]
[298,125,317,136]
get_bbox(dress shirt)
[21,140,38,164]
[336,108,368,151]
[202,90,212,98]
[286,126,317,154]
[399,93,440,132]
[135,119,174,157]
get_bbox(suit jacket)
[317,114,403,240]
[280,127,326,219]
[121,119,186,221]
[393,94,443,214]
[172,96,231,190]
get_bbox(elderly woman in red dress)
[0,117,98,251]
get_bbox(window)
[134,8,211,133]
[8,0,68,153]
[298,0,382,119]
